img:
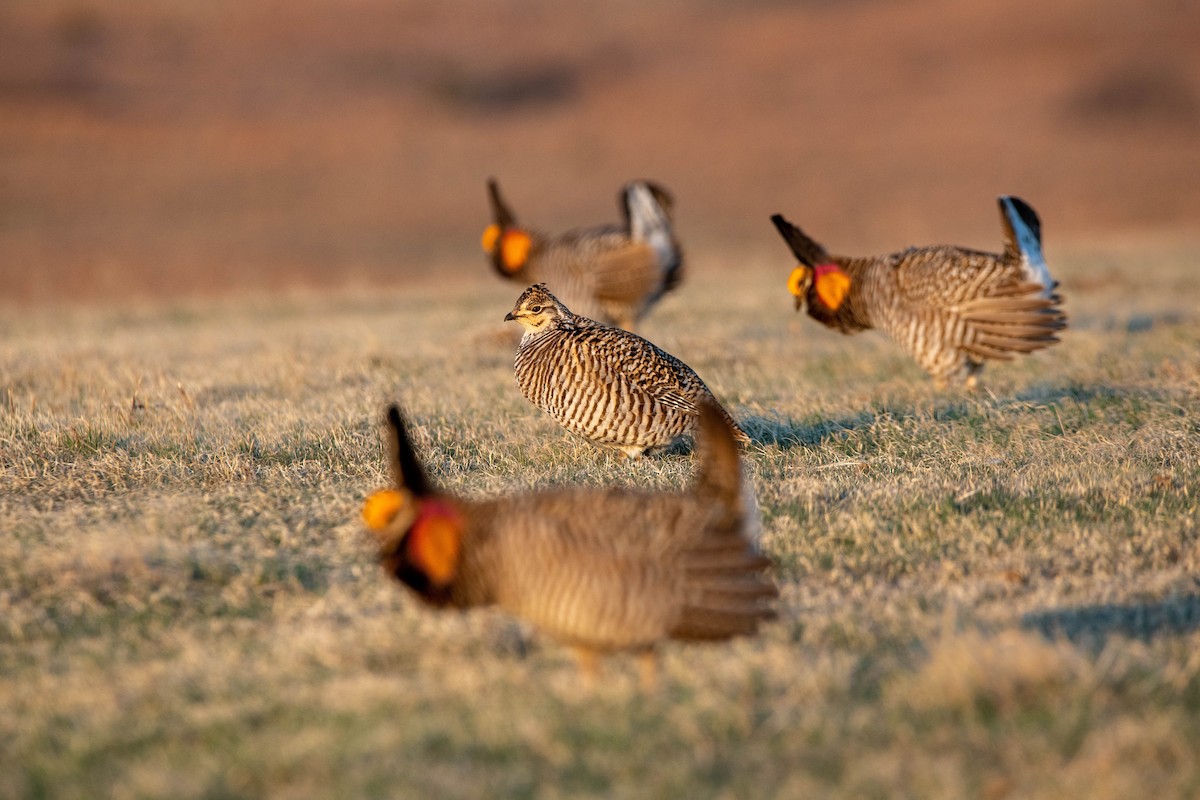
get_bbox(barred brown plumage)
[361,400,776,688]
[771,196,1067,388]
[505,283,750,457]
[481,178,684,331]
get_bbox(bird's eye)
[530,305,543,313]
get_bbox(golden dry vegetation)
[4,0,1200,796]
[3,244,1199,798]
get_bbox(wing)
[475,489,774,649]
[476,493,693,649]
[571,322,706,415]
[890,246,1067,359]
[589,241,666,305]
[554,229,666,306]
[953,282,1067,360]
[671,532,777,641]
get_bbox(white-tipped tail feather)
[999,196,1056,300]
[625,181,679,278]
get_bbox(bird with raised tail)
[770,196,1066,388]
[360,401,776,688]
[505,283,750,458]
[481,178,684,331]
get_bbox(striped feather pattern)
[772,196,1067,387]
[365,402,776,677]
[508,284,750,457]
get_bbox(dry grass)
[2,245,1200,799]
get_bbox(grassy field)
[2,244,1199,799]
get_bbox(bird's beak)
[793,295,804,311]
[504,312,516,322]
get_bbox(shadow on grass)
[1010,381,1169,406]
[740,377,1177,450]
[1021,593,1200,646]
[740,410,888,450]
[656,438,696,457]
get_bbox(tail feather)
[718,403,751,447]
[672,604,776,640]
[998,196,1055,299]
[622,181,681,287]
[770,213,830,267]
[385,405,434,497]
[673,400,778,642]
[693,400,745,515]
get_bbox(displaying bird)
[360,400,776,688]
[481,178,684,331]
[504,283,750,457]
[771,196,1066,388]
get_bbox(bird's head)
[362,405,464,602]
[504,283,570,334]
[771,213,852,313]
[785,264,814,311]
[786,262,851,312]
[362,489,463,594]
[482,224,534,276]
[483,178,535,277]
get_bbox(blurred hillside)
[1,0,1198,303]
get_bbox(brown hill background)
[2,0,1198,303]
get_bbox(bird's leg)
[637,649,659,693]
[964,362,984,392]
[571,646,601,690]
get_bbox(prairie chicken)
[361,400,776,687]
[481,177,684,331]
[771,196,1067,388]
[505,283,750,457]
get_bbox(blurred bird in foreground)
[771,196,1066,388]
[505,283,750,457]
[361,400,776,689]
[482,177,683,331]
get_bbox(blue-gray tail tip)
[998,196,1057,295]
[999,196,1042,247]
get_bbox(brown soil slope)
[1,0,1198,302]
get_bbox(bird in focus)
[361,400,777,688]
[504,283,750,457]
[481,177,684,331]
[771,196,1066,388]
